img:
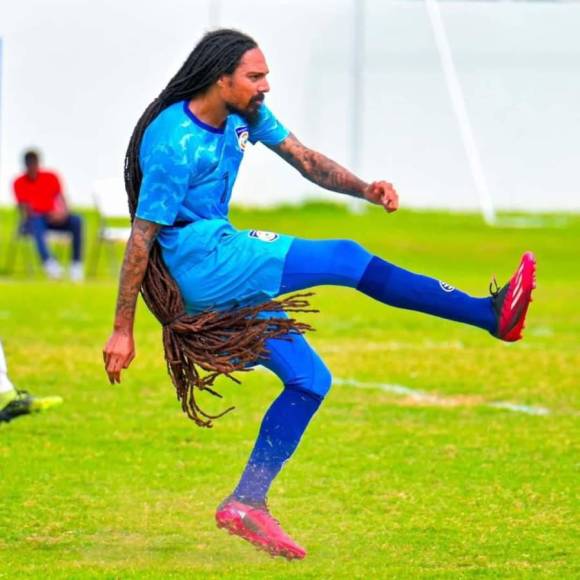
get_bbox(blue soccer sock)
[232,386,323,506]
[357,256,496,332]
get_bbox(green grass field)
[0,205,578,578]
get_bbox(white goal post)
[423,0,497,226]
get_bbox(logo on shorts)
[249,230,279,243]
[439,281,455,292]
[235,126,249,151]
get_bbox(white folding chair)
[89,177,132,277]
[4,210,70,275]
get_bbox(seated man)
[12,150,84,280]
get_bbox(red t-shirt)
[13,170,63,214]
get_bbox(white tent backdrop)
[0,0,579,212]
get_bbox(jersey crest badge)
[249,230,279,243]
[235,126,249,151]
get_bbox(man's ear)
[217,74,232,89]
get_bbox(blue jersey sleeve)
[248,104,290,146]
[136,141,190,226]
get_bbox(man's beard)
[226,94,265,124]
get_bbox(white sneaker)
[70,261,85,282]
[44,258,63,280]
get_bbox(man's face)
[220,47,270,123]
[25,156,39,178]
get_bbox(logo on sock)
[439,281,455,292]
[249,230,279,243]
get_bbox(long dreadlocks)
[124,29,315,427]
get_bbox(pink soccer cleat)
[216,498,306,560]
[490,251,537,342]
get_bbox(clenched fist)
[363,181,399,213]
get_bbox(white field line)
[487,402,550,416]
[335,378,550,416]
[494,215,570,230]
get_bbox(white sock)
[0,341,15,393]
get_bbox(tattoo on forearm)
[114,219,160,329]
[271,134,367,197]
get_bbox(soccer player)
[103,29,536,560]
[0,340,62,423]
[13,150,85,281]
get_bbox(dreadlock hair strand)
[124,30,316,427]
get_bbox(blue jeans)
[24,214,84,263]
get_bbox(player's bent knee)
[314,360,333,398]
[331,239,368,261]
[284,356,333,399]
[306,356,333,398]
[330,240,373,286]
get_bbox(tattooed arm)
[103,218,161,384]
[269,133,399,212]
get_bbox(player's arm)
[56,191,69,212]
[49,175,70,222]
[268,133,398,212]
[103,218,161,384]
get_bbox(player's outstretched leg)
[0,390,63,423]
[0,341,63,424]
[280,239,536,341]
[216,332,331,560]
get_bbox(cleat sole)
[216,499,306,561]
[216,513,305,560]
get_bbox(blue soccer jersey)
[136,101,294,313]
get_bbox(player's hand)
[363,181,399,213]
[103,330,135,384]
